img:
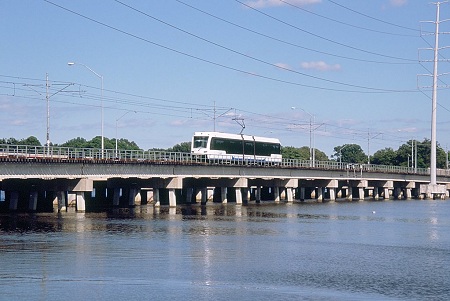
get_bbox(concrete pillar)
[317,187,323,203]
[113,188,121,206]
[374,187,380,200]
[200,187,207,205]
[274,187,280,203]
[255,186,261,203]
[310,188,316,199]
[337,189,342,198]
[235,188,242,204]
[280,188,286,200]
[300,187,305,201]
[358,188,365,201]
[286,188,294,203]
[328,188,336,202]
[168,189,176,207]
[242,188,249,203]
[221,187,228,203]
[186,188,194,204]
[76,192,86,212]
[57,191,66,212]
[405,188,412,199]
[28,191,38,211]
[346,187,353,201]
[154,188,160,207]
[128,187,138,207]
[384,188,390,200]
[9,191,19,211]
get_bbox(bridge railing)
[0,144,447,176]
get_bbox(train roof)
[193,132,281,144]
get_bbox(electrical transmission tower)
[418,1,449,196]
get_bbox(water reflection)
[1,200,450,301]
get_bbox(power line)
[43,0,418,93]
[235,0,417,62]
[115,0,418,92]
[278,0,418,37]
[175,0,415,65]
[326,0,421,33]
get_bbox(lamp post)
[68,62,104,158]
[115,111,135,157]
[338,144,350,166]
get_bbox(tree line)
[1,136,448,169]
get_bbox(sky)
[1,0,450,158]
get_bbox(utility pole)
[46,73,50,150]
[418,1,449,196]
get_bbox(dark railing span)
[0,144,449,176]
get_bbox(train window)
[193,136,208,148]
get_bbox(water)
[1,200,449,301]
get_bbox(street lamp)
[338,144,350,166]
[68,62,104,158]
[115,111,136,157]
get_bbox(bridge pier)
[346,187,353,201]
[113,188,121,206]
[255,186,261,203]
[153,188,160,207]
[168,189,176,207]
[28,191,38,211]
[186,188,194,204]
[57,191,67,212]
[221,187,228,203]
[328,188,336,202]
[286,187,294,203]
[9,191,19,211]
[235,188,242,204]
[317,187,323,203]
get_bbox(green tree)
[282,146,309,160]
[19,136,42,146]
[333,144,366,164]
[371,147,397,166]
[60,137,88,148]
[282,146,328,161]
[115,138,141,150]
[1,137,21,145]
[168,142,191,153]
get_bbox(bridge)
[0,144,449,212]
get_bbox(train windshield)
[193,136,209,148]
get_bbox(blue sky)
[1,0,450,157]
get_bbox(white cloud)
[274,62,292,70]
[244,0,321,8]
[300,61,341,71]
[390,0,407,7]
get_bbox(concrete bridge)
[1,146,450,212]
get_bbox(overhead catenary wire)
[234,0,417,62]
[1,74,440,151]
[277,0,418,37]
[43,0,419,94]
[174,0,415,65]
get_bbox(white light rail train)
[191,132,282,163]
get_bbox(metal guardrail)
[0,144,449,176]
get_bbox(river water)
[0,200,449,301]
